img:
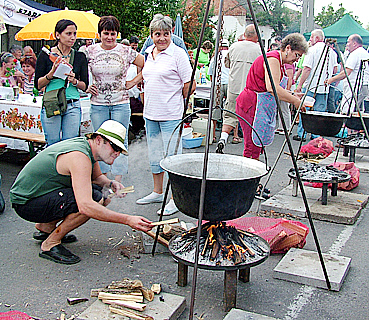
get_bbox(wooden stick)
[108,186,135,198]
[139,287,154,302]
[151,218,180,226]
[145,231,169,247]
[98,292,143,303]
[102,299,146,311]
[109,306,153,320]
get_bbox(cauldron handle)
[166,107,270,173]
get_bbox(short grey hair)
[10,44,23,54]
[311,29,324,41]
[149,14,172,36]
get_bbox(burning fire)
[177,222,266,265]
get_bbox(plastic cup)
[304,96,315,107]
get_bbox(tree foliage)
[38,0,184,40]
[315,3,361,28]
[182,0,215,50]
[253,0,301,37]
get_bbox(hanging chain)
[215,14,224,108]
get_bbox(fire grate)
[168,223,270,312]
[169,222,269,271]
[338,133,369,162]
[288,162,351,205]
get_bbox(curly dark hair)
[280,33,309,54]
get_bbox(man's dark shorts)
[13,185,103,223]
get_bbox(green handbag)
[42,49,75,118]
[43,86,67,118]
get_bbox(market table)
[0,94,92,151]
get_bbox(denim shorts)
[144,118,182,174]
[13,185,103,223]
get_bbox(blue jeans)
[41,100,81,146]
[90,103,130,176]
[297,91,328,139]
[144,118,182,174]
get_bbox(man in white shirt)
[295,29,338,140]
[327,34,369,114]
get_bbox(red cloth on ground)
[0,311,33,320]
[227,216,309,254]
[300,137,334,157]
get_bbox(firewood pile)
[170,222,269,267]
[91,278,161,320]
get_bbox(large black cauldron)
[300,111,348,137]
[160,153,268,221]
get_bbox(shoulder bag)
[42,49,75,118]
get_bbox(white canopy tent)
[0,0,57,50]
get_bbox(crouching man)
[10,120,153,265]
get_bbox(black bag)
[42,49,75,118]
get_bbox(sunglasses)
[295,52,302,59]
[104,138,123,153]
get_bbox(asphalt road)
[1,130,369,320]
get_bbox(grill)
[288,162,351,205]
[160,153,270,311]
[338,133,369,162]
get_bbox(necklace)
[56,46,71,59]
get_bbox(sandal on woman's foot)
[232,137,242,144]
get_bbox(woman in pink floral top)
[87,16,144,182]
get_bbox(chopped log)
[102,299,146,311]
[269,230,288,251]
[151,284,161,294]
[91,288,141,297]
[273,233,303,252]
[109,305,153,320]
[145,230,169,247]
[201,233,210,256]
[279,221,308,237]
[162,224,187,240]
[236,234,255,257]
[139,287,154,302]
[237,229,255,237]
[151,218,179,226]
[108,279,143,289]
[98,292,143,303]
[210,241,220,261]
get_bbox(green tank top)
[10,137,95,204]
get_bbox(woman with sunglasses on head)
[0,52,23,87]
[35,19,88,146]
[236,33,309,160]
[86,16,144,183]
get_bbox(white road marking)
[283,214,362,320]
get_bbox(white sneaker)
[136,192,164,205]
[157,199,179,216]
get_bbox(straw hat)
[94,120,128,155]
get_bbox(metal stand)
[246,0,331,290]
[176,261,251,312]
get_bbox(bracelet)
[45,74,51,81]
[109,180,115,188]
[73,79,79,87]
